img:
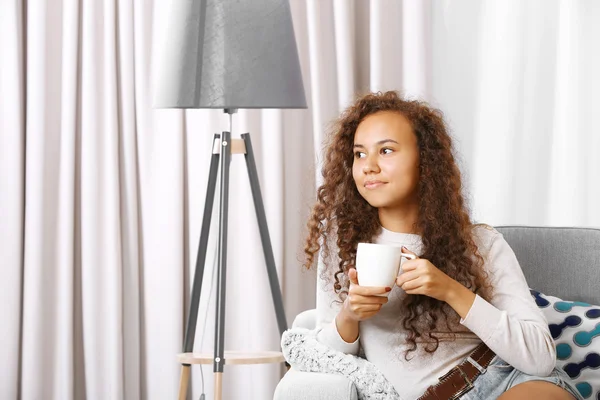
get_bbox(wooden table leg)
[178,365,190,400]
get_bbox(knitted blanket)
[281,327,402,400]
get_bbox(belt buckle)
[449,366,474,400]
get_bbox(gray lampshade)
[155,0,307,109]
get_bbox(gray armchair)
[274,226,600,400]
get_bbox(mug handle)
[398,252,417,276]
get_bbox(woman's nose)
[362,157,380,174]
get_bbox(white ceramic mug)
[355,242,416,295]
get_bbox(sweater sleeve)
[315,253,360,355]
[459,229,556,376]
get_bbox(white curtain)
[432,0,600,228]
[1,0,598,399]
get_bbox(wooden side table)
[177,351,285,400]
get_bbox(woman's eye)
[354,151,366,159]
[381,148,393,155]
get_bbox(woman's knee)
[497,381,576,400]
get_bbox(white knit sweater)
[316,225,556,400]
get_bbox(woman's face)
[352,111,420,210]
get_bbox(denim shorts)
[459,356,584,400]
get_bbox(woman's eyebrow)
[353,139,399,148]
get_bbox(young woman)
[304,91,582,400]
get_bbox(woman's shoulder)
[470,223,503,254]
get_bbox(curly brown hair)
[304,91,491,359]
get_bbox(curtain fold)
[431,0,600,228]
[0,1,25,399]
[2,0,598,399]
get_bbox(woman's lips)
[364,181,386,189]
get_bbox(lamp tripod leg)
[178,365,191,400]
[214,372,223,400]
[241,133,288,335]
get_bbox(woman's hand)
[396,247,476,318]
[395,247,455,302]
[340,268,391,322]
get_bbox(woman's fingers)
[348,293,388,305]
[396,270,419,287]
[344,269,391,321]
[400,276,423,291]
[351,303,383,314]
[348,267,391,296]
[401,246,418,258]
[350,284,390,297]
[344,292,388,321]
[348,268,359,285]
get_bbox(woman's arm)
[397,228,556,376]
[315,256,361,355]
[316,253,390,353]
[335,312,360,343]
[444,282,476,319]
[457,229,556,376]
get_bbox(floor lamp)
[154,0,307,399]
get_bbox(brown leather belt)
[417,343,496,400]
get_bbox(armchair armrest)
[275,309,357,399]
[274,369,358,400]
[292,308,317,329]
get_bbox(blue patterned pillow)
[530,289,600,399]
